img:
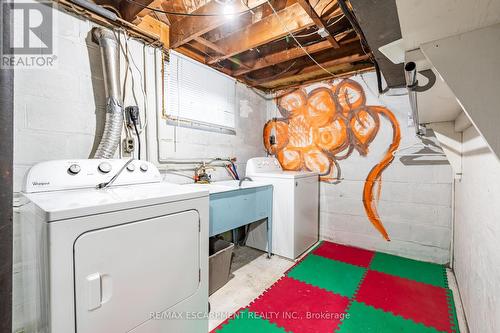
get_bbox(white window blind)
[164,50,236,133]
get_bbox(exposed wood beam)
[207,2,315,65]
[136,0,170,25]
[176,46,207,63]
[297,0,340,48]
[264,64,374,90]
[233,34,358,76]
[170,0,268,49]
[136,15,169,48]
[193,36,225,54]
[193,37,252,70]
[119,0,156,22]
[250,53,370,86]
[242,38,363,78]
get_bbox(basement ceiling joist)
[116,0,375,90]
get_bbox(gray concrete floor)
[208,246,295,331]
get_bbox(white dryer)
[245,157,319,260]
[18,159,209,333]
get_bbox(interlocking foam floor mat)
[212,241,460,333]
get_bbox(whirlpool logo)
[32,181,50,186]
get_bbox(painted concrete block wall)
[12,7,267,332]
[267,73,453,263]
[454,126,500,333]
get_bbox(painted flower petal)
[335,79,366,115]
[277,147,302,170]
[277,89,307,118]
[313,117,348,153]
[303,147,331,175]
[306,88,337,128]
[263,120,289,155]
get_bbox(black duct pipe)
[337,0,385,94]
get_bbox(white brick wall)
[453,126,500,333]
[12,7,268,332]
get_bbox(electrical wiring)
[133,120,141,159]
[265,0,338,78]
[123,0,264,16]
[274,13,344,39]
[319,0,336,17]
[120,30,150,135]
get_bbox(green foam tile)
[287,254,366,298]
[370,252,447,288]
[215,309,288,333]
[446,289,460,333]
[337,301,444,333]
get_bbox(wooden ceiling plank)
[170,0,268,49]
[193,36,225,54]
[176,46,207,63]
[136,15,170,48]
[297,0,340,48]
[233,34,359,76]
[193,36,252,69]
[120,0,156,22]
[136,0,163,17]
[263,64,374,90]
[207,2,315,65]
[250,52,370,85]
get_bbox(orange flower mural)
[263,79,401,241]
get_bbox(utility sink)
[182,180,273,257]
[184,180,271,193]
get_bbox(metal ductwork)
[92,27,123,159]
[404,62,424,136]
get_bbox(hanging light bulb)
[223,3,235,19]
[216,0,236,20]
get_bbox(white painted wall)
[12,7,268,332]
[421,23,500,161]
[453,126,500,333]
[267,72,453,264]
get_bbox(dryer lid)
[24,182,208,222]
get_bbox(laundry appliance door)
[74,210,201,333]
[293,175,319,258]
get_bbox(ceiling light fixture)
[215,0,236,19]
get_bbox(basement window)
[164,50,236,135]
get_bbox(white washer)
[245,157,319,260]
[18,159,209,333]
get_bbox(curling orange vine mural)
[263,79,401,241]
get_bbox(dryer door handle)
[86,272,102,311]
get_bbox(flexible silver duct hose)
[92,28,123,159]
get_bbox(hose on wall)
[92,27,124,159]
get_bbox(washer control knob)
[68,164,81,175]
[140,163,148,172]
[126,163,136,172]
[98,162,112,173]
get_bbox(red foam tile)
[210,307,244,333]
[248,277,350,333]
[313,242,375,268]
[356,270,452,332]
